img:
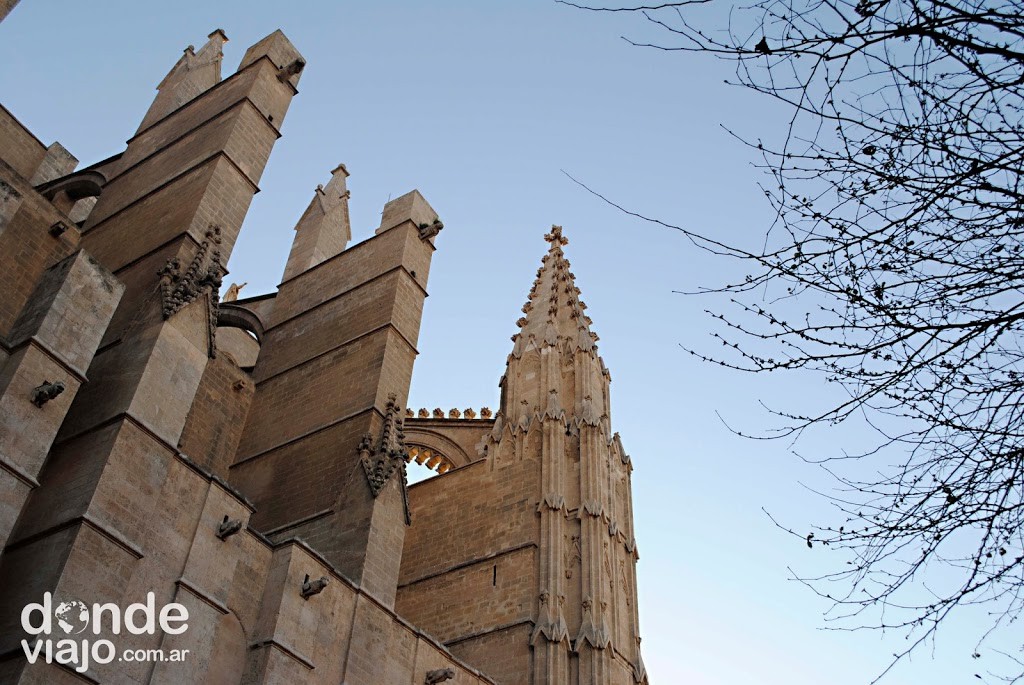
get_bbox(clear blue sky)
[0,1,1004,682]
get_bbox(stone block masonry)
[0,17,647,685]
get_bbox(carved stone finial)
[544,224,568,246]
[31,380,65,408]
[448,408,461,419]
[216,514,243,540]
[433,407,444,418]
[300,574,328,599]
[425,668,455,684]
[463,408,477,419]
[480,407,493,418]
[418,408,430,418]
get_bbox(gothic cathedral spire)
[482,226,648,685]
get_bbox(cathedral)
[0,14,648,685]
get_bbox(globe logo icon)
[54,600,89,635]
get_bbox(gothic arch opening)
[405,445,455,474]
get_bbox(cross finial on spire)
[545,225,568,246]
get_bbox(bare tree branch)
[564,0,1024,679]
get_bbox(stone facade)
[0,19,647,685]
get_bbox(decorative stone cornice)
[406,407,493,421]
[537,493,568,516]
[579,499,605,520]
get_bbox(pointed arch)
[402,427,475,473]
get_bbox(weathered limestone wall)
[397,454,541,684]
[178,350,255,479]
[1,433,495,684]
[0,132,124,553]
[0,250,122,549]
[448,624,536,685]
[0,107,49,183]
[0,159,81,336]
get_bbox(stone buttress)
[0,28,305,681]
[229,186,441,609]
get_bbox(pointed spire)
[282,164,352,281]
[509,225,599,359]
[138,29,228,133]
[474,225,646,680]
